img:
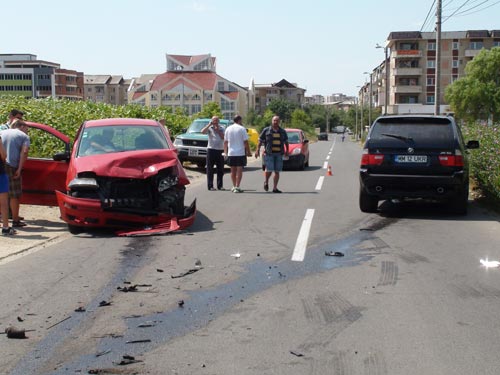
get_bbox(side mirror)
[181,128,187,134]
[53,151,70,161]
[303,139,309,144]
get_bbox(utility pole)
[434,0,442,115]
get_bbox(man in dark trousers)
[201,116,225,190]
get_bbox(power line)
[448,0,500,17]
[420,0,437,32]
[442,0,472,23]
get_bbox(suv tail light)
[361,149,384,166]
[438,150,464,167]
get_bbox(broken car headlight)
[68,177,99,190]
[158,175,178,192]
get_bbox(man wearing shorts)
[224,115,251,193]
[0,135,16,235]
[255,115,289,193]
[1,120,30,227]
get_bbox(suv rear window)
[370,117,453,144]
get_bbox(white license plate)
[188,148,198,156]
[395,155,427,163]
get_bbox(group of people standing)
[0,109,30,236]
[202,114,289,194]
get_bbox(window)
[151,93,157,101]
[451,75,459,83]
[427,60,436,68]
[494,40,500,47]
[400,42,418,50]
[192,94,200,101]
[191,104,201,113]
[398,78,418,86]
[193,60,210,71]
[452,60,459,68]
[453,41,459,50]
[426,95,435,104]
[469,41,483,50]
[427,76,435,86]
[217,81,225,91]
[221,98,235,111]
[427,42,436,50]
[398,95,419,104]
[398,59,419,68]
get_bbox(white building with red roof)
[128,53,250,120]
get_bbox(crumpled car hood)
[72,149,189,183]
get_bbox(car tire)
[68,224,84,235]
[305,156,309,168]
[359,189,379,213]
[449,186,468,215]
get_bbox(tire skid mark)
[298,292,362,352]
[311,350,352,375]
[377,261,398,286]
[363,350,388,375]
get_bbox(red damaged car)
[21,118,196,235]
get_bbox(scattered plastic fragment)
[117,285,138,292]
[178,300,185,307]
[231,253,241,259]
[171,267,203,279]
[157,268,164,273]
[126,339,151,344]
[480,258,500,268]
[4,326,26,339]
[74,306,86,312]
[290,350,304,357]
[325,251,344,257]
[95,349,111,357]
[17,316,24,322]
[99,300,112,307]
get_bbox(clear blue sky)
[3,0,499,96]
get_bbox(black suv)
[359,115,479,214]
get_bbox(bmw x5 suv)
[359,115,479,215]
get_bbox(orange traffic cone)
[327,165,333,176]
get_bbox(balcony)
[394,50,422,58]
[392,68,422,76]
[393,85,422,94]
[465,49,481,57]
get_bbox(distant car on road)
[318,132,328,141]
[261,128,310,171]
[359,115,479,214]
[173,118,230,169]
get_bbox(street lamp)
[376,43,389,115]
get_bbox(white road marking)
[323,161,328,169]
[326,155,330,160]
[292,209,315,262]
[315,176,324,191]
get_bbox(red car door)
[21,122,70,206]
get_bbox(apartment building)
[84,75,131,105]
[251,78,306,114]
[128,54,249,120]
[364,30,500,115]
[0,54,83,100]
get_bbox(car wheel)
[359,189,379,213]
[449,186,468,215]
[305,155,309,168]
[299,159,305,170]
[68,224,84,235]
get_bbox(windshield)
[286,131,302,144]
[187,119,229,133]
[370,118,453,144]
[77,125,169,156]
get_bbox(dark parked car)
[318,132,328,141]
[359,115,479,214]
[22,118,196,235]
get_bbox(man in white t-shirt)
[224,115,251,193]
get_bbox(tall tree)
[267,98,298,123]
[445,48,500,122]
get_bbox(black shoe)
[208,187,216,191]
[218,187,225,191]
[2,227,17,235]
[264,182,269,192]
[272,189,282,193]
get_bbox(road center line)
[323,161,328,169]
[315,176,324,191]
[326,155,330,160]
[291,209,315,262]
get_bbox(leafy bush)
[462,121,500,204]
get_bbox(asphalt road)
[2,135,500,375]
